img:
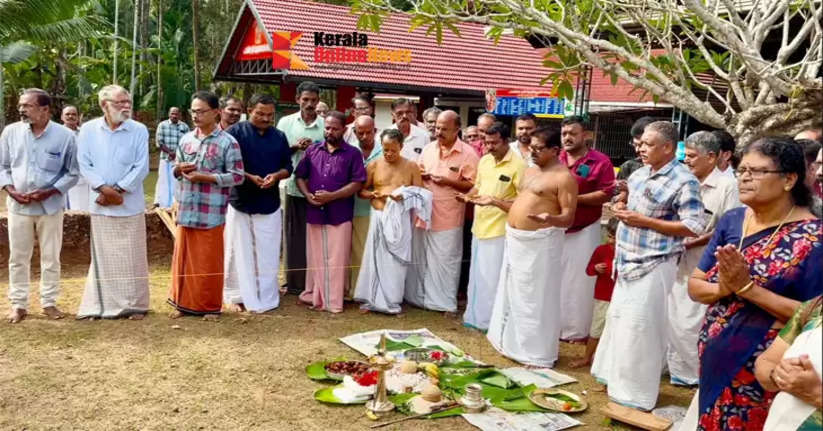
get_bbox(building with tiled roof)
[215,0,672,162]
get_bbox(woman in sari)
[680,137,823,431]
[755,295,822,430]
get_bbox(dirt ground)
[0,165,694,430]
[0,255,694,430]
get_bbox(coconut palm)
[0,0,105,126]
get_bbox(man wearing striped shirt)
[591,121,707,411]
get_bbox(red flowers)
[429,351,447,361]
[354,370,378,386]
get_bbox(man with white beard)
[76,85,151,320]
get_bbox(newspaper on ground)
[462,407,582,431]
[339,328,465,358]
[500,367,577,388]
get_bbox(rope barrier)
[5,258,475,286]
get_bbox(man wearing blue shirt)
[223,94,293,313]
[76,85,151,320]
[591,121,707,411]
[1,88,78,323]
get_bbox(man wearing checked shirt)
[1,88,79,323]
[591,121,707,411]
[154,106,190,208]
[168,91,244,319]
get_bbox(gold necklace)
[738,205,795,250]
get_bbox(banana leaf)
[313,386,368,404]
[305,358,347,381]
[481,373,515,389]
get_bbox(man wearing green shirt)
[276,81,324,295]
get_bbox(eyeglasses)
[735,167,784,179]
[529,145,552,153]
[107,99,132,106]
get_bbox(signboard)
[235,20,412,71]
[486,89,565,118]
[236,21,273,61]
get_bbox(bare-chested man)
[353,129,427,314]
[487,126,577,368]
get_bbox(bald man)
[405,110,479,314]
[795,128,822,142]
[347,115,383,297]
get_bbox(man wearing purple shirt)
[295,111,367,313]
[557,115,616,342]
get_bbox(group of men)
[4,81,822,415]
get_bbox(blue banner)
[491,97,565,116]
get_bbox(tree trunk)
[53,48,68,113]
[192,0,201,91]
[0,65,5,129]
[155,0,163,120]
[113,0,120,84]
[130,0,139,98]
[139,0,149,96]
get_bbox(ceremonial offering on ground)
[528,388,588,413]
[307,328,586,430]
[365,334,395,413]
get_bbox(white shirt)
[0,121,79,215]
[77,117,150,217]
[700,167,741,232]
[719,165,736,179]
[390,123,430,162]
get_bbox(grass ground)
[0,259,694,430]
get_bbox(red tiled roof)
[589,69,653,103]
[217,0,555,94]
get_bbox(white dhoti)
[463,235,505,331]
[559,222,601,341]
[404,227,463,312]
[354,210,408,314]
[666,247,706,386]
[223,206,282,313]
[65,178,90,211]
[154,158,175,208]
[591,256,678,411]
[77,214,150,319]
[487,225,565,368]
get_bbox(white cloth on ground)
[77,214,150,318]
[559,222,601,340]
[404,227,463,312]
[591,256,678,411]
[223,206,282,312]
[487,225,565,368]
[154,158,175,208]
[666,246,707,386]
[463,235,505,331]
[355,186,432,314]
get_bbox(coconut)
[399,360,418,374]
[421,383,442,403]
